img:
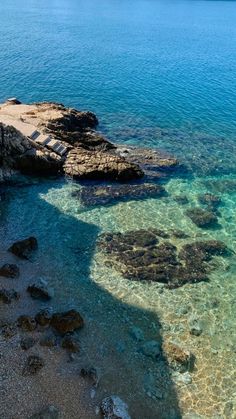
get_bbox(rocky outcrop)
[0,100,180,182]
[63,147,143,181]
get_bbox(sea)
[0,1,236,418]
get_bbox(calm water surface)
[0,1,236,418]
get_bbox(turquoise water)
[0,0,236,418]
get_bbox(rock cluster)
[98,230,229,288]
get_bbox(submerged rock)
[163,341,194,372]
[0,263,19,278]
[8,236,38,259]
[35,308,53,326]
[51,309,84,335]
[185,208,219,228]
[80,367,99,387]
[101,396,131,419]
[198,193,222,210]
[20,336,36,350]
[61,334,80,352]
[0,288,19,304]
[76,183,166,207]
[1,322,17,338]
[27,279,54,301]
[29,405,60,419]
[141,340,161,360]
[40,333,57,348]
[23,355,44,375]
[98,230,229,288]
[18,315,37,332]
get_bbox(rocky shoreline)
[0,98,178,184]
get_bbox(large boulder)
[50,309,84,335]
[8,236,38,259]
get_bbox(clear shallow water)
[0,0,236,417]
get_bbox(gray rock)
[141,340,161,359]
[101,396,131,419]
[30,405,60,419]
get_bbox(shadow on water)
[0,179,182,419]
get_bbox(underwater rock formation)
[98,230,229,288]
[75,183,166,207]
[185,207,220,229]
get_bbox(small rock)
[189,318,203,336]
[80,367,99,387]
[0,288,19,304]
[35,308,53,326]
[23,355,44,375]
[29,405,60,419]
[61,334,80,352]
[1,322,17,338]
[141,340,161,360]
[130,326,144,342]
[8,236,38,259]
[101,396,131,419]
[20,337,36,350]
[0,264,20,278]
[51,309,84,335]
[27,279,54,301]
[40,333,57,348]
[163,341,194,372]
[18,315,36,331]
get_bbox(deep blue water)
[1,0,236,145]
[1,1,236,418]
